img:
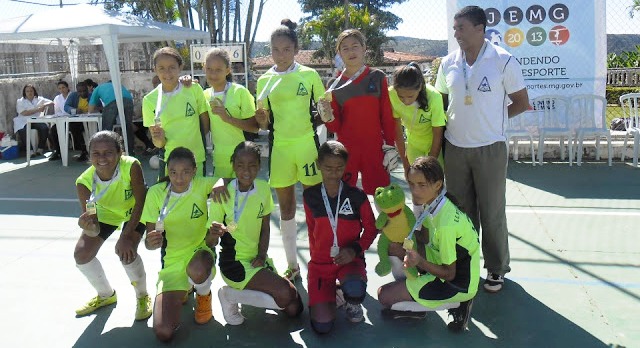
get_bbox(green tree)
[300,4,396,66]
[94,0,266,58]
[629,0,640,17]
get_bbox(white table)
[26,113,102,167]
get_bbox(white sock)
[189,272,214,296]
[77,258,113,298]
[391,301,459,312]
[122,255,148,298]
[412,203,424,219]
[280,218,298,270]
[222,287,283,310]
[368,194,380,219]
[390,256,406,281]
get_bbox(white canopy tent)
[0,4,211,154]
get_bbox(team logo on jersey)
[124,189,132,200]
[191,203,204,219]
[185,102,196,117]
[338,198,354,215]
[419,114,430,123]
[296,83,309,96]
[477,77,491,92]
[367,81,378,93]
[257,203,265,218]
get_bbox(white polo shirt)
[435,39,526,148]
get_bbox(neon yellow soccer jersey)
[204,83,256,149]
[141,176,218,257]
[389,83,447,150]
[76,156,140,227]
[257,63,325,141]
[142,83,209,163]
[207,178,274,262]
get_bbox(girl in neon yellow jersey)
[210,141,302,325]
[142,147,220,341]
[203,48,259,178]
[143,47,211,177]
[389,63,447,175]
[254,19,326,281]
[73,131,151,321]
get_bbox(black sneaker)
[447,299,473,332]
[75,152,88,162]
[48,151,61,161]
[381,308,427,320]
[483,273,504,293]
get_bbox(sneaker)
[218,287,245,325]
[345,303,364,323]
[381,308,427,320]
[75,291,117,316]
[194,292,213,324]
[135,294,153,321]
[75,152,88,162]
[447,299,474,332]
[48,151,61,161]
[283,267,300,282]
[484,273,504,293]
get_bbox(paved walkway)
[0,155,638,347]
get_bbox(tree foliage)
[300,3,397,66]
[608,45,640,68]
[93,0,267,58]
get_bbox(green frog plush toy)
[373,184,416,276]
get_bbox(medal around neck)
[330,245,340,258]
[155,220,165,233]
[402,237,415,251]
[85,201,97,215]
[464,95,473,105]
[226,221,238,233]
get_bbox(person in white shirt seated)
[14,84,53,157]
[48,81,71,160]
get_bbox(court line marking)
[1,197,640,216]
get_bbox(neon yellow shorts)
[406,141,444,168]
[213,148,235,178]
[269,136,322,188]
[220,257,277,290]
[406,273,477,309]
[156,241,216,294]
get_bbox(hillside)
[251,34,640,58]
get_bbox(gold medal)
[227,221,237,233]
[402,237,414,251]
[464,95,473,105]
[330,245,340,257]
[85,201,97,215]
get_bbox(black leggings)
[17,123,49,151]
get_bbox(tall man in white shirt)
[435,6,530,293]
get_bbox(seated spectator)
[14,84,53,157]
[48,81,71,160]
[49,82,91,161]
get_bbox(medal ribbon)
[321,181,343,248]
[406,187,448,241]
[88,164,120,203]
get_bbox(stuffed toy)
[373,184,416,276]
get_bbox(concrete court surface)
[0,154,638,348]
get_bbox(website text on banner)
[446,0,606,103]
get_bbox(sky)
[3,0,639,42]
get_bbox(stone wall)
[0,72,160,134]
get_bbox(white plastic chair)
[620,93,640,167]
[570,94,612,166]
[533,95,573,165]
[505,113,536,165]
